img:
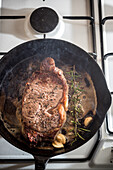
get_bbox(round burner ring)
[30,7,59,33]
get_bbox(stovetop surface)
[0,0,113,169]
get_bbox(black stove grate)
[0,16,25,19]
[99,0,113,73]
[99,0,113,134]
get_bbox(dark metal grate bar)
[44,34,46,39]
[0,52,7,55]
[102,16,113,25]
[0,16,25,19]
[104,53,113,59]
[88,52,97,60]
[99,0,105,72]
[63,16,94,24]
[90,0,97,57]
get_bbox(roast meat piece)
[22,57,68,142]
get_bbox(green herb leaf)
[78,128,90,132]
[77,133,85,140]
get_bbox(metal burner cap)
[30,7,59,33]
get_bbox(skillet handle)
[34,155,49,170]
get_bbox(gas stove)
[0,0,113,169]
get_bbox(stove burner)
[30,7,59,33]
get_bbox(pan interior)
[0,54,97,148]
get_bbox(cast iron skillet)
[0,39,111,169]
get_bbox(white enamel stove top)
[0,0,113,169]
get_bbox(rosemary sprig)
[66,65,90,144]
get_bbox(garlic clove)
[52,140,64,148]
[84,116,93,126]
[56,133,66,144]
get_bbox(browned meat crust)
[21,57,68,142]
